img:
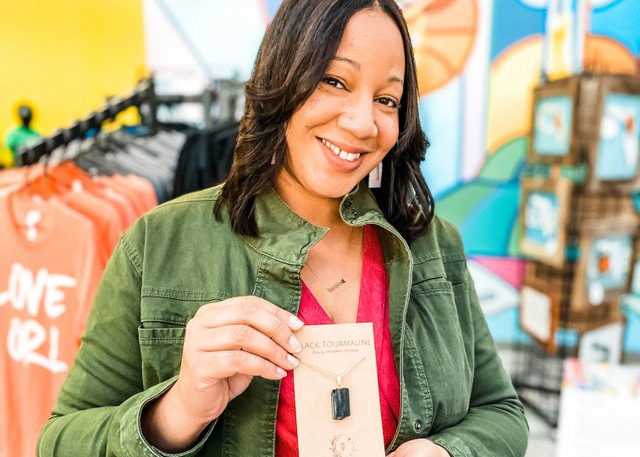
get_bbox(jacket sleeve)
[37,236,215,457]
[428,264,529,457]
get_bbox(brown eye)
[322,76,347,90]
[377,97,400,109]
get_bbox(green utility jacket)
[38,184,528,457]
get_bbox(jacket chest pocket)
[138,296,210,388]
[138,325,186,388]
[407,279,472,428]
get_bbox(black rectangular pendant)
[331,388,350,420]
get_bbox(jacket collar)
[243,183,393,266]
[243,183,447,280]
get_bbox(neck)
[273,170,349,231]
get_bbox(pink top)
[275,225,401,455]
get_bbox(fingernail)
[276,367,287,378]
[289,335,302,353]
[287,354,299,368]
[289,315,304,329]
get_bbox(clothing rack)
[18,77,245,166]
[153,79,244,128]
[18,79,156,166]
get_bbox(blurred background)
[1,1,640,456]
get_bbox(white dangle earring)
[368,161,383,188]
[270,152,276,165]
[369,141,396,188]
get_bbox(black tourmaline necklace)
[295,351,371,420]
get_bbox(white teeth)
[321,138,361,162]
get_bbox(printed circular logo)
[329,433,354,457]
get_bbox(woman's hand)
[141,296,303,452]
[387,439,451,457]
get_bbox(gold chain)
[295,350,372,388]
[303,225,356,293]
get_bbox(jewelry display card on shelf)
[293,323,385,457]
[556,358,640,457]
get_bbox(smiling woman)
[282,10,404,199]
[276,8,408,327]
[37,1,528,456]
[217,0,431,243]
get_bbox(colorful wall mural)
[142,0,640,353]
[422,0,640,352]
[3,0,639,352]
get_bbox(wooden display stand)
[514,73,640,425]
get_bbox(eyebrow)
[334,56,360,69]
[333,56,404,85]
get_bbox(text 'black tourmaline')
[331,388,350,420]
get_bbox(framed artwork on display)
[528,77,582,165]
[533,96,573,157]
[631,258,640,295]
[520,276,561,354]
[594,93,640,181]
[571,221,636,310]
[631,189,640,214]
[520,177,573,268]
[585,76,640,191]
[578,322,625,365]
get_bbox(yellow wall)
[0,0,146,137]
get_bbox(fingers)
[196,324,299,372]
[384,439,447,457]
[174,297,302,423]
[211,350,289,380]
[204,296,304,330]
[193,296,304,355]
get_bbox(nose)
[337,96,378,139]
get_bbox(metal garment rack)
[17,77,244,166]
[155,79,244,128]
[18,79,156,166]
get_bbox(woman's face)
[280,8,406,202]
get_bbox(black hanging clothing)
[172,121,238,199]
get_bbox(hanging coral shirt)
[0,191,103,457]
[275,225,400,456]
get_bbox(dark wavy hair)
[215,0,434,242]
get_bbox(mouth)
[319,138,365,162]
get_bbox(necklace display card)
[293,323,385,457]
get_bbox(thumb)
[228,373,253,399]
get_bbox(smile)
[321,138,361,162]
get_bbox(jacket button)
[351,209,358,217]
[414,419,422,433]
[346,199,353,207]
